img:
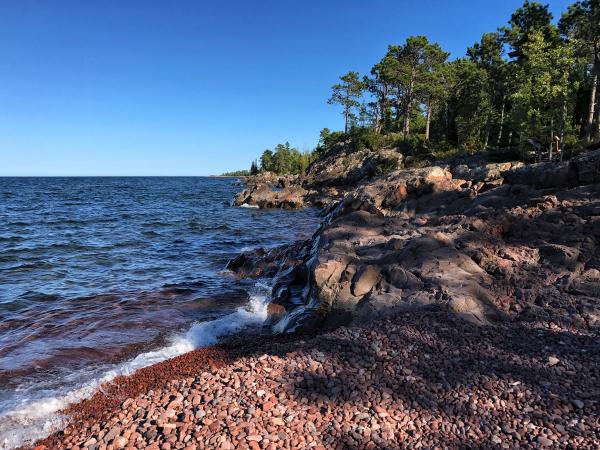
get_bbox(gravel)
[34,311,599,449]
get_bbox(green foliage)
[328,72,365,133]
[371,36,449,137]
[560,0,600,141]
[396,134,428,155]
[348,128,386,151]
[502,0,558,61]
[258,142,314,175]
[450,59,491,152]
[511,30,580,143]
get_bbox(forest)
[230,0,600,175]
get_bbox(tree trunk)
[496,95,506,147]
[403,67,416,140]
[560,100,567,163]
[586,61,598,142]
[375,111,383,134]
[344,105,349,133]
[375,91,384,134]
[425,99,432,142]
[484,89,494,149]
[403,103,411,139]
[596,88,600,140]
[395,97,403,131]
[549,117,554,162]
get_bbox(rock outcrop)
[233,184,309,209]
[229,154,600,333]
[502,148,600,188]
[232,146,406,209]
[302,146,404,189]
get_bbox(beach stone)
[103,427,121,443]
[83,438,97,447]
[352,266,381,297]
[113,436,127,448]
[548,356,560,366]
[571,399,584,409]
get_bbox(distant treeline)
[221,169,251,177]
[224,142,315,176]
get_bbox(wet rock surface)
[225,241,311,279]
[36,311,599,449]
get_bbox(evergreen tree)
[448,59,491,152]
[468,32,510,148]
[422,43,450,141]
[260,149,274,172]
[328,72,364,133]
[511,29,579,158]
[560,0,600,140]
[502,1,558,62]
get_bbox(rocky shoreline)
[230,149,600,335]
[32,148,600,449]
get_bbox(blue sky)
[0,0,573,176]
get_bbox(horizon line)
[0,174,237,178]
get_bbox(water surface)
[0,177,319,448]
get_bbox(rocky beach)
[31,145,600,449]
[35,312,599,449]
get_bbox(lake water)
[0,177,319,449]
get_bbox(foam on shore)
[0,284,270,450]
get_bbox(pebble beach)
[35,311,599,449]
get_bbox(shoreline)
[31,330,306,449]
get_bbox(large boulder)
[225,240,311,278]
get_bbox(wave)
[0,284,270,450]
[3,262,55,272]
[0,236,24,243]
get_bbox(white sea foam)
[0,285,270,450]
[239,203,259,209]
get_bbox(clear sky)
[0,0,574,176]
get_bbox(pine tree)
[560,0,600,141]
[328,72,364,133]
